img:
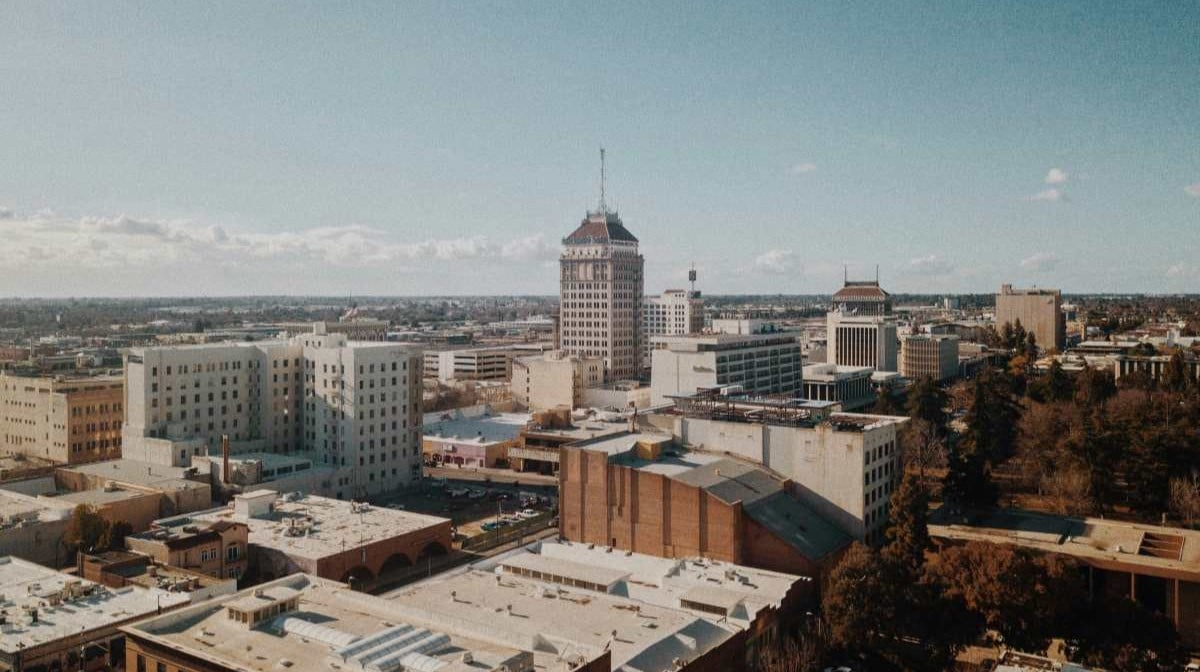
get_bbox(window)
[227,544,240,561]
[136,656,146,672]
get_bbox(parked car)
[515,509,540,520]
[481,520,510,532]
[448,487,470,498]
[467,488,488,500]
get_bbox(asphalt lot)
[372,475,557,537]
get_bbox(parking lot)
[373,477,557,541]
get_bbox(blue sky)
[1,2,1197,296]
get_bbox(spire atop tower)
[598,147,607,213]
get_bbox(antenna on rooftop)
[843,265,848,285]
[689,262,697,295]
[598,147,607,213]
[875,264,879,284]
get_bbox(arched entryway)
[379,552,413,577]
[417,541,448,560]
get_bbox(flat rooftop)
[489,540,804,630]
[423,411,530,444]
[0,556,188,655]
[174,493,450,561]
[123,574,533,672]
[60,458,208,493]
[84,551,230,593]
[930,507,1200,581]
[386,562,738,671]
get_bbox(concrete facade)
[511,350,603,412]
[559,207,644,382]
[124,329,423,499]
[996,284,1065,352]
[641,290,704,368]
[900,334,960,382]
[0,373,123,465]
[801,363,874,410]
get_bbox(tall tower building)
[559,150,645,382]
[826,273,899,372]
[995,284,1064,352]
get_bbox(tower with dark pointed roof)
[558,152,644,382]
[827,274,899,372]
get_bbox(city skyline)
[1,2,1198,297]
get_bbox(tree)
[1163,351,1189,393]
[882,472,930,577]
[63,504,109,555]
[1070,597,1186,672]
[753,631,824,672]
[870,380,902,415]
[102,520,133,551]
[925,542,1083,653]
[903,378,950,478]
[1075,365,1117,408]
[822,544,895,652]
[1169,474,1200,527]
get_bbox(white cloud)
[790,162,817,175]
[1167,263,1194,278]
[753,249,795,275]
[1025,188,1063,203]
[0,208,556,272]
[1044,168,1068,185]
[1020,252,1060,272]
[1185,182,1200,197]
[907,254,954,275]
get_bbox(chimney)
[221,434,231,484]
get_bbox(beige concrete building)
[123,328,423,499]
[422,345,519,382]
[900,334,960,382]
[0,373,123,465]
[649,333,803,405]
[511,350,603,412]
[995,284,1064,352]
[641,289,704,369]
[559,200,644,382]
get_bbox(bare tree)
[754,634,823,672]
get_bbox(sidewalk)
[425,465,557,487]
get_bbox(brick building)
[0,373,123,464]
[559,431,850,582]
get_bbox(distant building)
[0,373,123,464]
[900,334,960,382]
[422,345,522,382]
[150,490,452,586]
[1112,353,1200,384]
[277,318,389,342]
[649,333,803,405]
[995,284,1064,352]
[802,363,875,410]
[826,279,899,372]
[0,555,189,672]
[641,289,704,368]
[511,350,603,412]
[559,183,644,381]
[123,328,423,498]
[559,431,850,580]
[711,318,772,335]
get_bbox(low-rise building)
[511,350,603,412]
[423,345,520,382]
[0,489,72,567]
[900,334,960,382]
[508,408,629,475]
[1112,353,1200,384]
[802,363,874,410]
[127,519,250,582]
[78,550,238,602]
[55,458,213,519]
[930,507,1200,647]
[649,333,803,405]
[0,373,123,465]
[152,490,452,586]
[0,556,189,672]
[421,408,529,468]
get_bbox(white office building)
[649,333,803,405]
[641,289,704,369]
[826,279,899,372]
[123,325,423,499]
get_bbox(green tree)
[1163,351,1189,393]
[102,520,133,551]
